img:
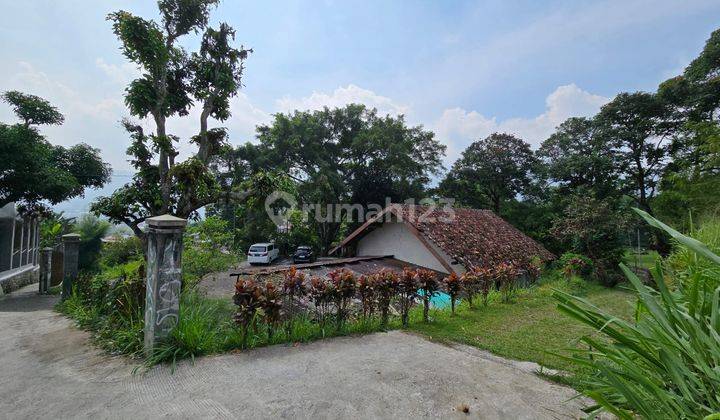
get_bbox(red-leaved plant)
[375,269,399,327]
[495,262,519,303]
[473,267,495,306]
[357,274,377,319]
[233,277,263,348]
[461,270,479,307]
[443,272,463,314]
[416,268,439,322]
[282,266,307,334]
[327,268,356,330]
[309,276,333,325]
[261,281,283,340]
[398,267,418,327]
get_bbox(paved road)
[1,284,587,419]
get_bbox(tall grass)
[145,291,398,368]
[554,209,720,419]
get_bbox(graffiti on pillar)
[156,267,181,333]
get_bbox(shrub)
[555,209,720,418]
[375,269,399,326]
[327,268,356,330]
[357,275,377,319]
[559,252,594,278]
[495,262,519,303]
[473,267,495,306]
[551,194,629,286]
[416,269,439,322]
[461,270,479,307]
[57,259,146,356]
[183,216,238,288]
[282,266,307,332]
[74,214,111,272]
[309,276,333,324]
[443,272,462,314]
[260,281,283,339]
[233,278,263,348]
[398,268,418,327]
[99,236,143,268]
[665,216,720,292]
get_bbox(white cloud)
[10,61,124,121]
[434,84,610,165]
[276,84,410,116]
[160,91,272,162]
[95,58,141,85]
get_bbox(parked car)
[247,242,279,265]
[292,245,315,264]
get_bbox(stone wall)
[0,265,39,294]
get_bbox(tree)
[596,92,671,214]
[550,194,631,286]
[73,214,111,272]
[656,29,720,227]
[2,91,64,127]
[242,104,445,254]
[1,91,110,211]
[92,1,254,243]
[537,117,619,198]
[440,133,536,214]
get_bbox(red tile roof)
[333,204,554,271]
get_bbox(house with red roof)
[330,204,554,275]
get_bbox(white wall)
[356,221,450,274]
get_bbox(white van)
[247,242,279,265]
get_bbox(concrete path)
[1,284,586,419]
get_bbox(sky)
[1,0,719,216]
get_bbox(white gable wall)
[356,221,450,274]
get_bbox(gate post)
[143,215,187,356]
[39,247,53,294]
[61,233,80,300]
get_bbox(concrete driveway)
[1,285,587,419]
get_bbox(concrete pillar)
[39,248,52,294]
[144,215,187,355]
[61,233,81,300]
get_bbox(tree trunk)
[423,296,430,322]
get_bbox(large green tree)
[595,92,672,214]
[92,1,253,242]
[440,133,537,214]
[537,117,619,199]
[0,91,110,212]
[656,29,720,227]
[240,104,445,254]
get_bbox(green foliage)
[99,236,143,268]
[1,94,110,210]
[57,259,146,356]
[551,194,630,285]
[39,211,73,248]
[73,214,111,272]
[183,216,238,287]
[555,210,720,418]
[2,90,64,126]
[440,133,536,214]
[235,104,445,254]
[537,117,619,198]
[95,1,252,242]
[558,252,594,278]
[665,215,720,293]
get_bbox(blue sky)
[1,0,719,215]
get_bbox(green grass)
[144,292,400,367]
[622,248,660,271]
[407,278,636,376]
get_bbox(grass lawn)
[622,248,660,271]
[408,279,636,376]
